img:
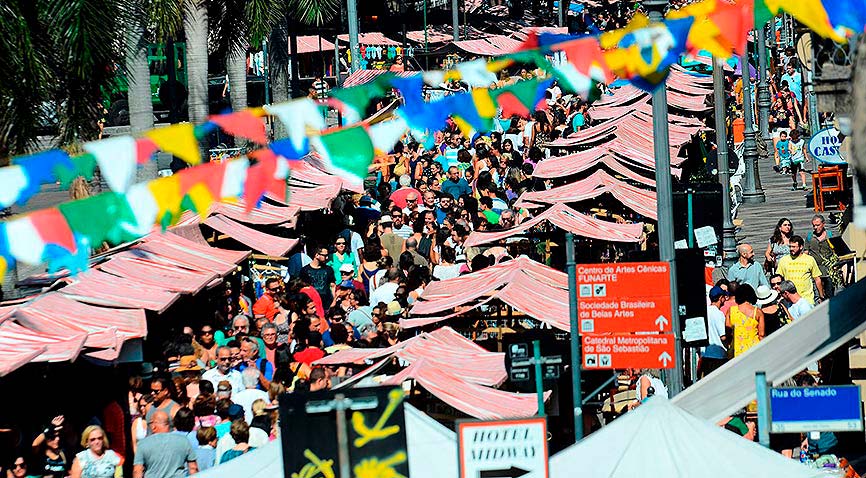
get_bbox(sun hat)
[174,355,202,373]
[755,285,780,307]
[385,301,405,316]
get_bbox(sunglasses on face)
[335,242,346,245]
[770,281,782,286]
[201,329,213,335]
[267,287,280,292]
[12,463,25,469]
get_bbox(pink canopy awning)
[287,184,342,211]
[515,169,658,219]
[532,145,673,183]
[337,32,400,45]
[290,35,336,55]
[203,215,298,257]
[0,321,87,374]
[403,256,571,331]
[210,202,299,226]
[464,203,644,247]
[132,233,246,278]
[99,256,216,294]
[59,269,180,313]
[452,35,521,56]
[379,359,546,419]
[291,158,365,194]
[316,327,506,386]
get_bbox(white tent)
[546,398,823,478]
[195,403,457,478]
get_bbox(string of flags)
[1,0,864,280]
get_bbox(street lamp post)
[713,56,738,267]
[741,36,767,203]
[757,25,773,162]
[644,0,684,396]
[452,0,459,41]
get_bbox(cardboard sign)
[577,262,672,334]
[279,386,409,478]
[582,334,675,369]
[458,417,549,478]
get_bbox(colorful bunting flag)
[209,110,268,144]
[145,123,202,165]
[311,126,375,185]
[264,99,326,153]
[12,150,73,205]
[83,135,138,193]
[602,17,694,91]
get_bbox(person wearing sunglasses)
[8,456,32,478]
[252,277,281,322]
[31,416,68,478]
[202,346,244,395]
[330,238,356,284]
[69,426,121,478]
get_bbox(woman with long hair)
[32,416,68,478]
[764,218,794,270]
[531,110,553,150]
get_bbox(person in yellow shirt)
[776,235,824,304]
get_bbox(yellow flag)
[147,174,183,223]
[144,123,202,165]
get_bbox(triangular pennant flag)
[58,192,140,246]
[123,182,160,236]
[368,117,409,155]
[244,150,280,209]
[84,135,138,192]
[147,174,184,226]
[12,150,74,204]
[221,157,250,200]
[270,138,309,160]
[6,208,75,265]
[136,137,159,165]
[145,123,202,165]
[55,154,97,188]
[264,99,326,152]
[0,165,29,208]
[209,110,269,144]
[311,126,374,185]
[455,59,498,88]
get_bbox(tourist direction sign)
[581,334,675,369]
[576,262,673,334]
[458,417,548,478]
[769,385,863,433]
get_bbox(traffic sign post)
[457,417,549,478]
[768,384,863,433]
[510,341,562,417]
[581,334,675,370]
[576,262,672,334]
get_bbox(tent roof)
[464,203,643,248]
[289,35,336,55]
[450,35,521,56]
[549,397,821,478]
[315,327,506,386]
[98,255,216,294]
[210,201,299,226]
[337,32,400,45]
[532,143,676,182]
[290,158,365,194]
[515,169,658,220]
[287,184,342,211]
[203,215,299,257]
[340,69,418,88]
[380,358,546,419]
[59,269,180,313]
[403,256,571,331]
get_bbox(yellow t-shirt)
[777,254,821,304]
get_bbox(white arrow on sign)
[655,315,669,331]
[658,351,672,367]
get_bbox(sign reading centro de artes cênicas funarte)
[577,261,675,370]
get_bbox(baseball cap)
[228,404,244,421]
[339,279,355,289]
[708,286,727,301]
[339,263,354,273]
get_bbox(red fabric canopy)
[337,32,400,45]
[452,35,521,56]
[0,321,87,375]
[515,170,658,219]
[532,143,676,182]
[59,270,180,313]
[99,256,216,294]
[287,184,342,211]
[210,201,299,226]
[316,327,506,386]
[289,36,336,55]
[291,159,365,194]
[379,359,546,419]
[403,256,571,331]
[464,203,644,247]
[204,215,299,257]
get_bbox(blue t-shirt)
[776,139,791,162]
[442,178,472,199]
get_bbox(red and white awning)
[204,215,299,257]
[464,203,644,247]
[337,32,400,46]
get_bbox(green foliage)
[289,0,338,27]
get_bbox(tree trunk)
[226,41,249,146]
[183,0,209,125]
[269,23,290,139]
[126,19,157,182]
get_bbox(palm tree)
[0,0,132,163]
[184,0,209,125]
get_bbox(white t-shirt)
[369,282,399,306]
[232,388,269,424]
[433,264,461,281]
[788,298,814,320]
[202,369,244,395]
[706,305,727,349]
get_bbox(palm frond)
[245,0,285,48]
[289,0,338,27]
[146,0,184,42]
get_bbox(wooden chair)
[811,166,845,212]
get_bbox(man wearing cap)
[727,244,769,290]
[779,280,813,320]
[252,277,281,321]
[700,286,728,378]
[202,346,244,395]
[338,263,365,291]
[389,174,422,209]
[379,216,405,260]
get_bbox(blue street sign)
[769,385,863,433]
